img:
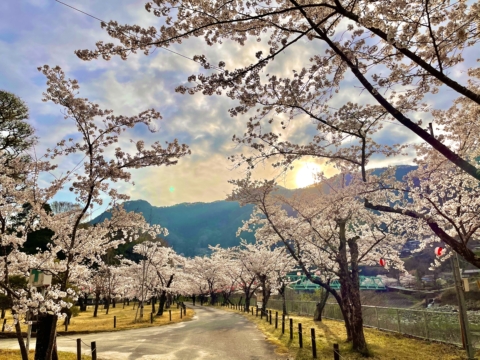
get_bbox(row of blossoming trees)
[2,71,478,360]
[72,0,480,355]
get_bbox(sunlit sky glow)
[296,163,322,189]
[1,0,473,214]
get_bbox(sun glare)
[295,163,322,188]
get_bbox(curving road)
[0,305,288,360]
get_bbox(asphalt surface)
[0,305,288,360]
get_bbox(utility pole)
[428,123,475,359]
[451,254,475,359]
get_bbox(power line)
[54,0,225,72]
[54,0,407,131]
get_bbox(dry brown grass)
[221,305,476,359]
[0,349,91,360]
[3,303,194,334]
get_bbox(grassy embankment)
[0,350,91,360]
[221,305,478,359]
[3,302,194,334]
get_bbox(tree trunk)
[346,235,369,356]
[14,316,28,360]
[78,295,86,312]
[260,279,271,315]
[112,298,116,308]
[35,314,58,360]
[210,292,217,305]
[105,297,110,315]
[166,293,172,308]
[93,292,100,317]
[245,297,250,312]
[313,288,329,321]
[280,286,287,316]
[157,292,167,316]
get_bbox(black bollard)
[311,328,317,359]
[334,344,340,360]
[298,323,303,348]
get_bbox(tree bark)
[245,296,250,312]
[93,292,100,318]
[105,297,110,315]
[313,288,329,322]
[13,316,28,360]
[78,295,86,312]
[157,291,167,316]
[35,314,58,360]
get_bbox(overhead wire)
[54,0,226,73]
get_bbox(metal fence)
[266,300,480,348]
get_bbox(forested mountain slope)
[91,165,417,257]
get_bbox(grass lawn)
[222,306,478,359]
[3,302,194,334]
[0,349,91,360]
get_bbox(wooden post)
[77,338,81,360]
[333,343,340,360]
[298,323,303,348]
[180,308,183,319]
[396,308,401,333]
[423,311,429,339]
[311,328,317,359]
[91,341,97,360]
[269,310,272,325]
[169,310,172,321]
[289,318,293,340]
[113,316,116,328]
[151,312,154,324]
[183,305,186,316]
[275,312,278,329]
[282,314,285,334]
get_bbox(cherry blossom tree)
[185,253,227,305]
[229,174,406,354]
[219,241,295,314]
[363,94,480,267]
[0,64,191,360]
[131,241,184,316]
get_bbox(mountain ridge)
[91,165,418,257]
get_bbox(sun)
[295,163,322,188]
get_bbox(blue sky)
[1,0,476,216]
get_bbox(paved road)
[0,305,287,360]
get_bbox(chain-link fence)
[266,300,480,348]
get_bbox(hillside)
[91,199,256,257]
[91,165,418,257]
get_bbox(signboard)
[28,269,52,287]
